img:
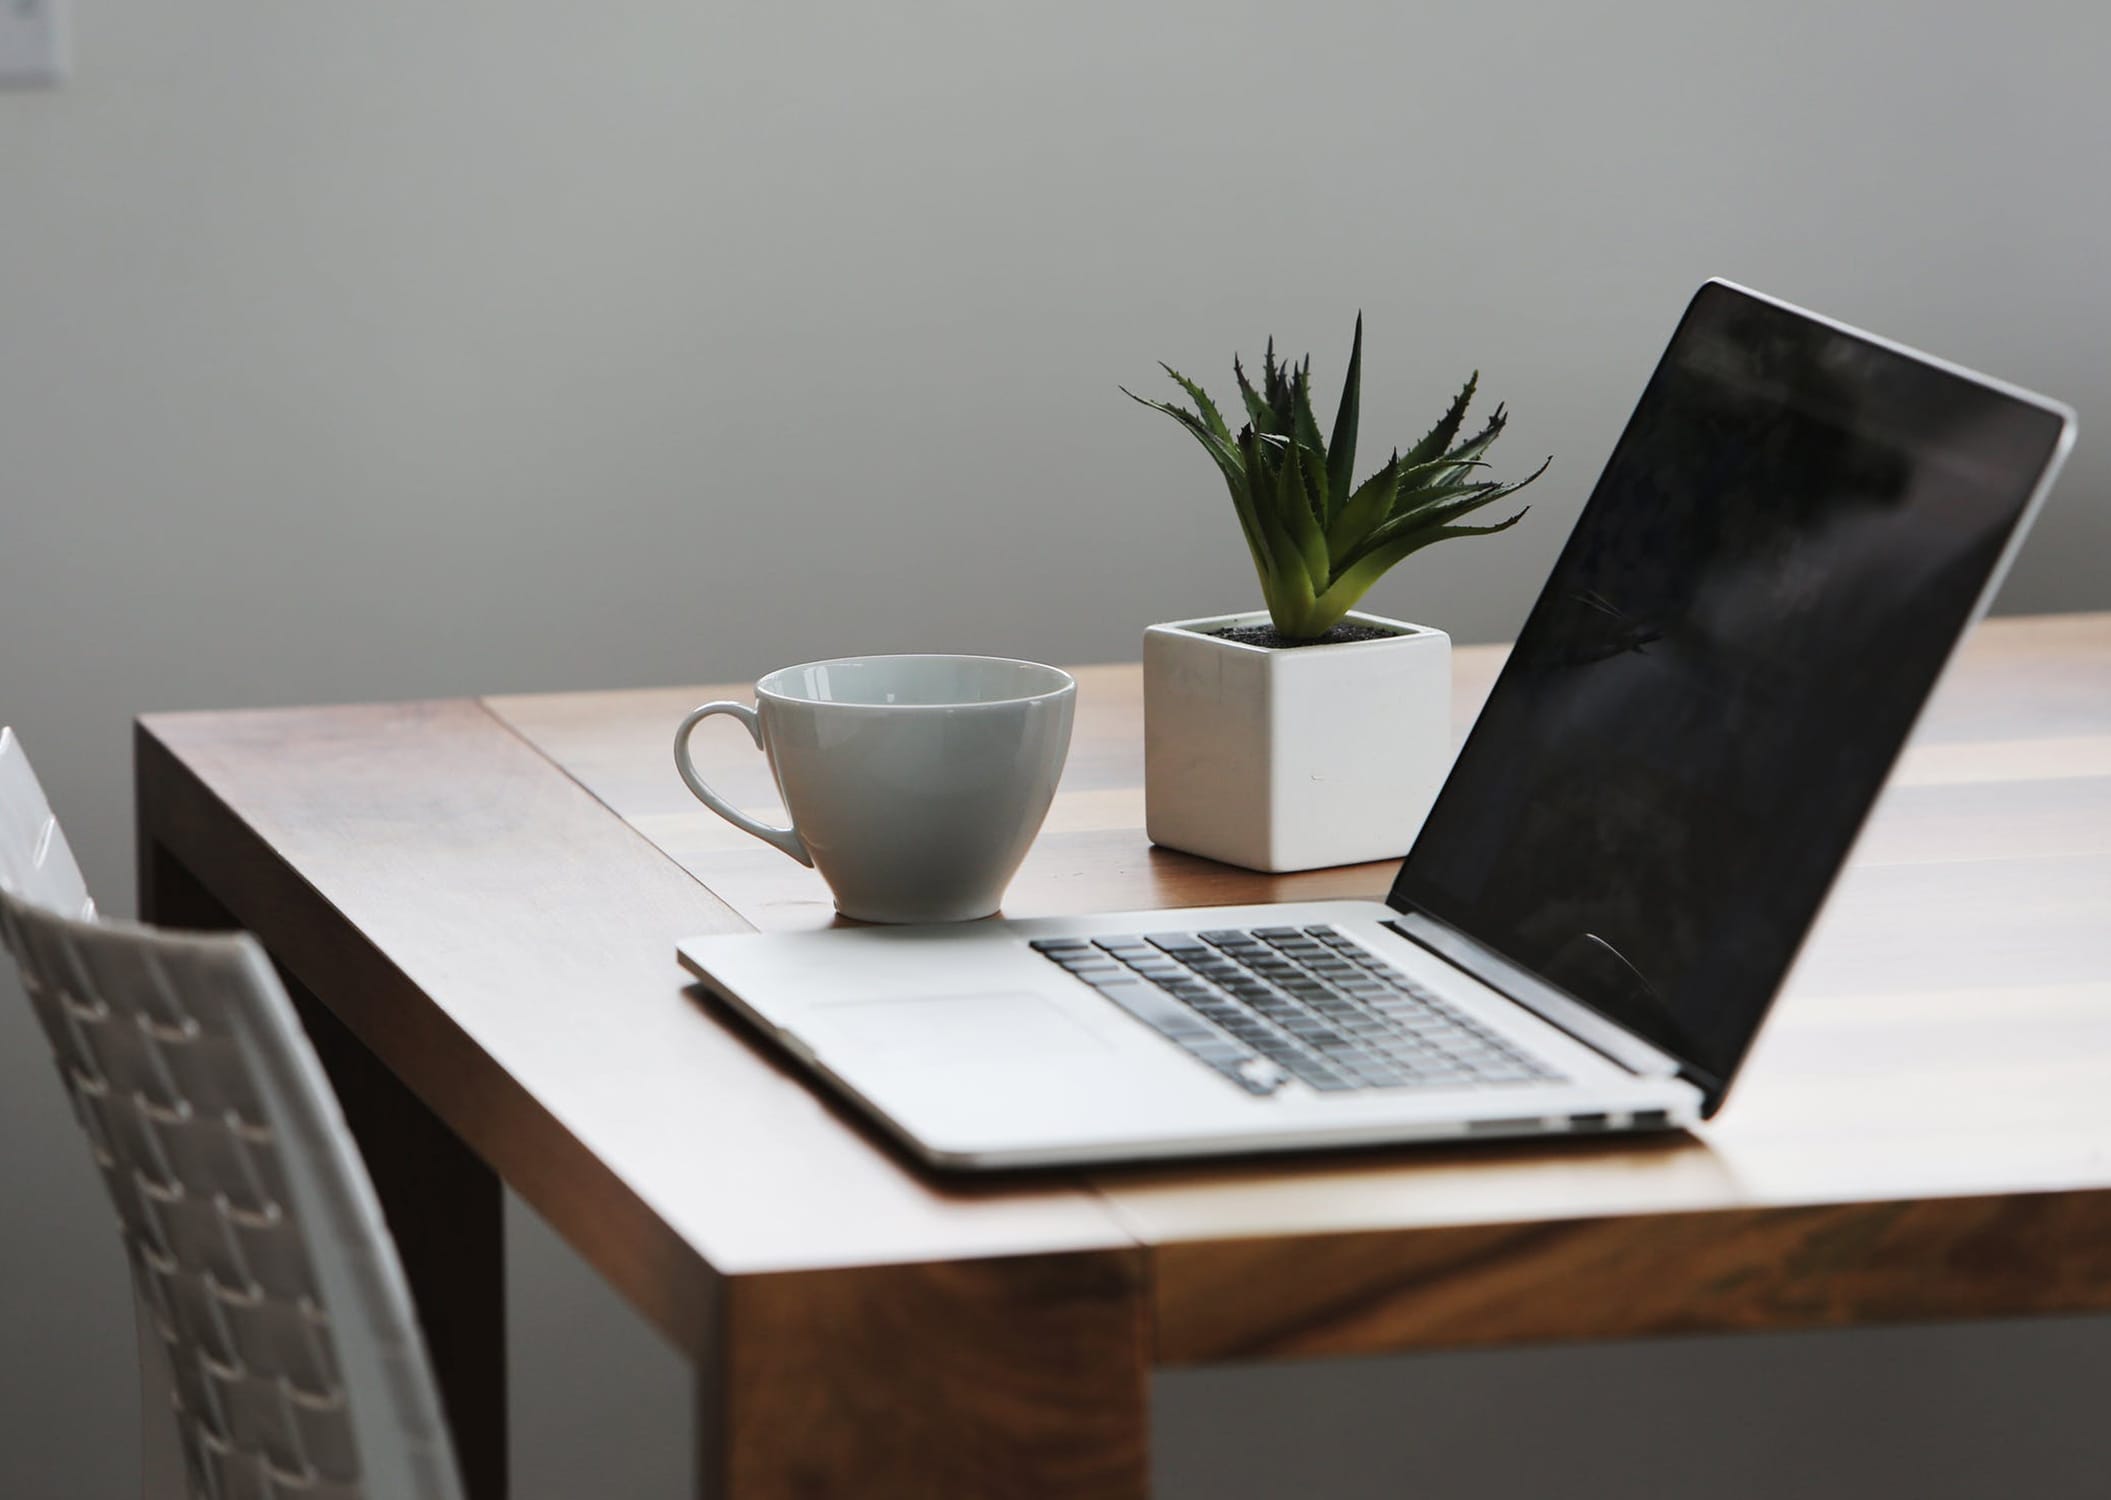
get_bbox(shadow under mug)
[672,655,1076,924]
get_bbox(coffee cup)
[672,655,1075,924]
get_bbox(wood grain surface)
[486,614,2111,1359]
[1154,1190,2111,1364]
[134,613,2111,1480]
[709,1251,1149,1499]
[135,701,1134,1332]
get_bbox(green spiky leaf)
[1123,385,1267,580]
[1332,453,1492,559]
[1330,453,1401,566]
[1346,456,1549,570]
[1402,372,1479,467]
[1161,364,1232,443]
[1273,430,1329,591]
[1441,402,1508,470]
[1243,426,1313,617]
[1307,512,1529,633]
[1290,363,1326,470]
[1233,355,1275,434]
[1127,327,1545,640]
[1326,314,1362,521]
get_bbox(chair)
[0,726,465,1500]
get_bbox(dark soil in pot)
[1208,622,1404,650]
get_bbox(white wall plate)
[0,0,69,87]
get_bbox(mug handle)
[672,702,813,867]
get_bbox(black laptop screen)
[1388,282,2068,1101]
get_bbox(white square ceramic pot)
[1143,609,1451,873]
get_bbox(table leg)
[700,1251,1151,1500]
[141,842,510,1500]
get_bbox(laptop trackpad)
[805,991,1110,1064]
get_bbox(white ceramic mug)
[672,655,1076,924]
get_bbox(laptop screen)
[1388,281,2071,1106]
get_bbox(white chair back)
[0,725,94,918]
[0,726,464,1500]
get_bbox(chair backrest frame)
[0,725,94,919]
[0,726,464,1500]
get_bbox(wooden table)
[134,613,2111,1500]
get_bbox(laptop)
[678,280,2076,1169]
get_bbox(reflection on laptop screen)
[1390,281,2069,1099]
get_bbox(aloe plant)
[1125,316,1548,641]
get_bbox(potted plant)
[1126,316,1547,872]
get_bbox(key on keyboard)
[1032,925,1563,1096]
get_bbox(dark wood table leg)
[141,841,510,1500]
[699,1251,1150,1500]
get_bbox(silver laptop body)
[679,280,2076,1170]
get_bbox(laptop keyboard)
[1031,925,1563,1097]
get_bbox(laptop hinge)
[1380,913,1718,1098]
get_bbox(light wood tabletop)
[136,612,2111,1499]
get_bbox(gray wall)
[3,2,2106,1495]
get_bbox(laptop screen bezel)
[1384,279,2076,1116]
